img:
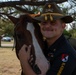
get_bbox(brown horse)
[7,14,50,75]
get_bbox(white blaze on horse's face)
[27,23,50,75]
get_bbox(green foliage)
[63,29,72,39]
[63,29,76,38]
[69,29,76,38]
[0,20,14,37]
[63,29,71,36]
[0,20,5,35]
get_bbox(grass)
[1,40,14,44]
[0,48,21,75]
[1,40,14,48]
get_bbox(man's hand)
[18,45,36,75]
[18,44,31,61]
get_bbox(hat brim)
[61,16,73,23]
[33,15,73,23]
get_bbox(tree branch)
[14,6,33,14]
[0,0,67,8]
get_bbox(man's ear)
[62,23,66,29]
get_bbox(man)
[18,2,76,75]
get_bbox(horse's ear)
[19,14,34,23]
[7,15,19,25]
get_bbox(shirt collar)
[47,34,66,52]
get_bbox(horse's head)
[13,14,39,58]
[7,14,49,75]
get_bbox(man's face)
[40,19,66,39]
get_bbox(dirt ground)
[0,48,21,75]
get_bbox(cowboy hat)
[33,2,73,23]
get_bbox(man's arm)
[18,45,37,75]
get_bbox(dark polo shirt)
[43,34,76,75]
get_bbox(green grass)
[0,48,21,75]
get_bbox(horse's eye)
[17,33,23,39]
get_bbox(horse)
[7,14,50,75]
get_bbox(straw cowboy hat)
[33,2,73,23]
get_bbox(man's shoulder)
[60,44,76,58]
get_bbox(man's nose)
[45,23,51,27]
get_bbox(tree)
[0,0,75,21]
[0,18,14,46]
[2,22,14,36]
[0,0,68,36]
[0,0,76,46]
